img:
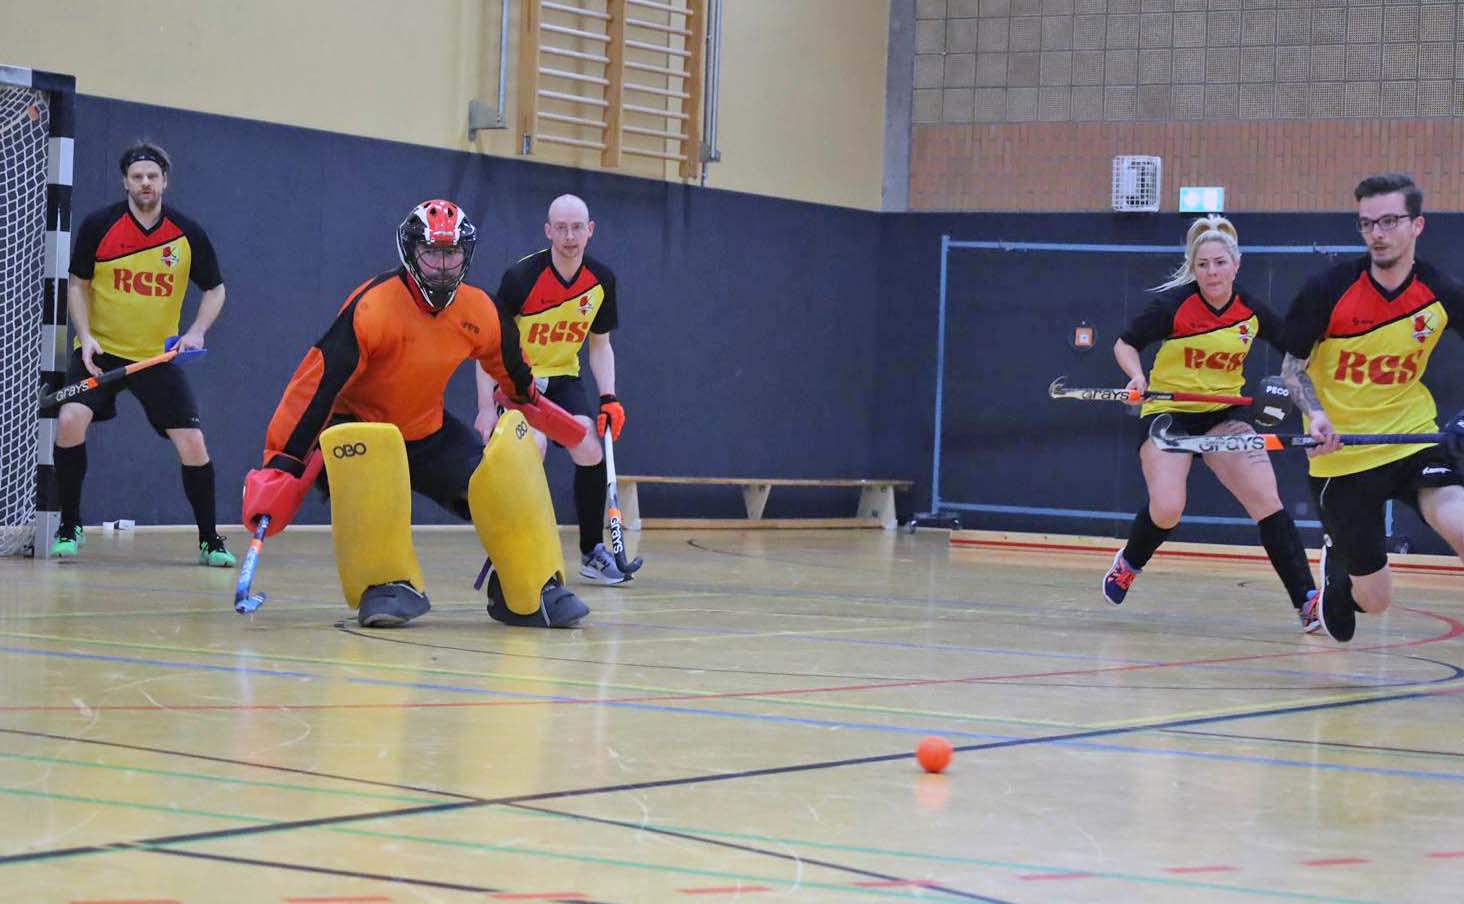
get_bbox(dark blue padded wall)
[65,96,1464,554]
[68,97,885,529]
[877,212,1464,555]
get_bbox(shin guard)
[321,422,424,609]
[469,410,566,616]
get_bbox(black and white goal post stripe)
[0,65,74,557]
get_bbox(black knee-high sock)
[54,443,86,527]
[1258,509,1316,609]
[1121,506,1172,570]
[181,461,218,540]
[574,460,607,556]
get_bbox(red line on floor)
[1301,857,1369,867]
[1427,851,1464,858]
[949,537,1464,575]
[1018,872,1095,880]
[1163,865,1237,874]
[678,888,772,895]
[9,606,1459,718]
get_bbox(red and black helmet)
[397,199,478,310]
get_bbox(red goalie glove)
[242,449,324,538]
[492,385,589,448]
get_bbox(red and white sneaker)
[1299,589,1322,634]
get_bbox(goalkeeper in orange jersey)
[243,199,590,629]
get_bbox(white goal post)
[0,65,74,557]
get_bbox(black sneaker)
[1316,534,1356,643]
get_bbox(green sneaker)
[50,524,85,557]
[199,534,236,568]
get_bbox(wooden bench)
[615,476,913,530]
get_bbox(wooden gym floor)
[0,526,1461,903]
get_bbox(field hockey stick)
[39,335,206,409]
[1149,412,1457,454]
[1049,375,1251,406]
[234,450,325,614]
[233,516,271,613]
[1050,375,1292,426]
[602,425,643,576]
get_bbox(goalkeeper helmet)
[397,199,477,311]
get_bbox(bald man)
[478,195,628,584]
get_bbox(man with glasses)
[481,194,630,584]
[1282,173,1464,642]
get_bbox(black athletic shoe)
[1316,535,1356,643]
[486,572,589,628]
[358,581,431,628]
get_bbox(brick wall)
[912,118,1464,210]
[911,0,1464,211]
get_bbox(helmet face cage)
[397,200,477,309]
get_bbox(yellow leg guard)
[321,422,424,609]
[470,410,566,615]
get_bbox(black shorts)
[540,375,593,447]
[1137,406,1245,452]
[64,347,201,437]
[1310,445,1464,576]
[404,413,485,521]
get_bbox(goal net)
[0,66,73,556]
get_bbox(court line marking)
[502,804,1395,902]
[2,617,1463,772]
[9,722,1449,898]
[4,681,1462,889]
[0,641,1452,756]
[0,729,1417,896]
[0,750,443,806]
[14,776,1397,904]
[2,604,1454,711]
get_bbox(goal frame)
[0,65,74,557]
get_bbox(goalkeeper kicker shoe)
[359,581,431,628]
[486,573,589,627]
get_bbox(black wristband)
[600,393,618,404]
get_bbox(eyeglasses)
[1357,214,1412,234]
[549,222,588,237]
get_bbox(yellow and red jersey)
[494,250,618,377]
[1284,256,1464,477]
[68,201,223,361]
[262,270,534,467]
[1120,283,1282,417]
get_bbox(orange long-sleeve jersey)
[263,270,533,470]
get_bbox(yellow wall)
[712,0,888,209]
[1,0,888,209]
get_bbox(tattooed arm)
[1281,353,1341,454]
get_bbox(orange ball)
[915,736,953,773]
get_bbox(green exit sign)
[1179,186,1225,212]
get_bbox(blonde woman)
[1104,216,1318,630]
